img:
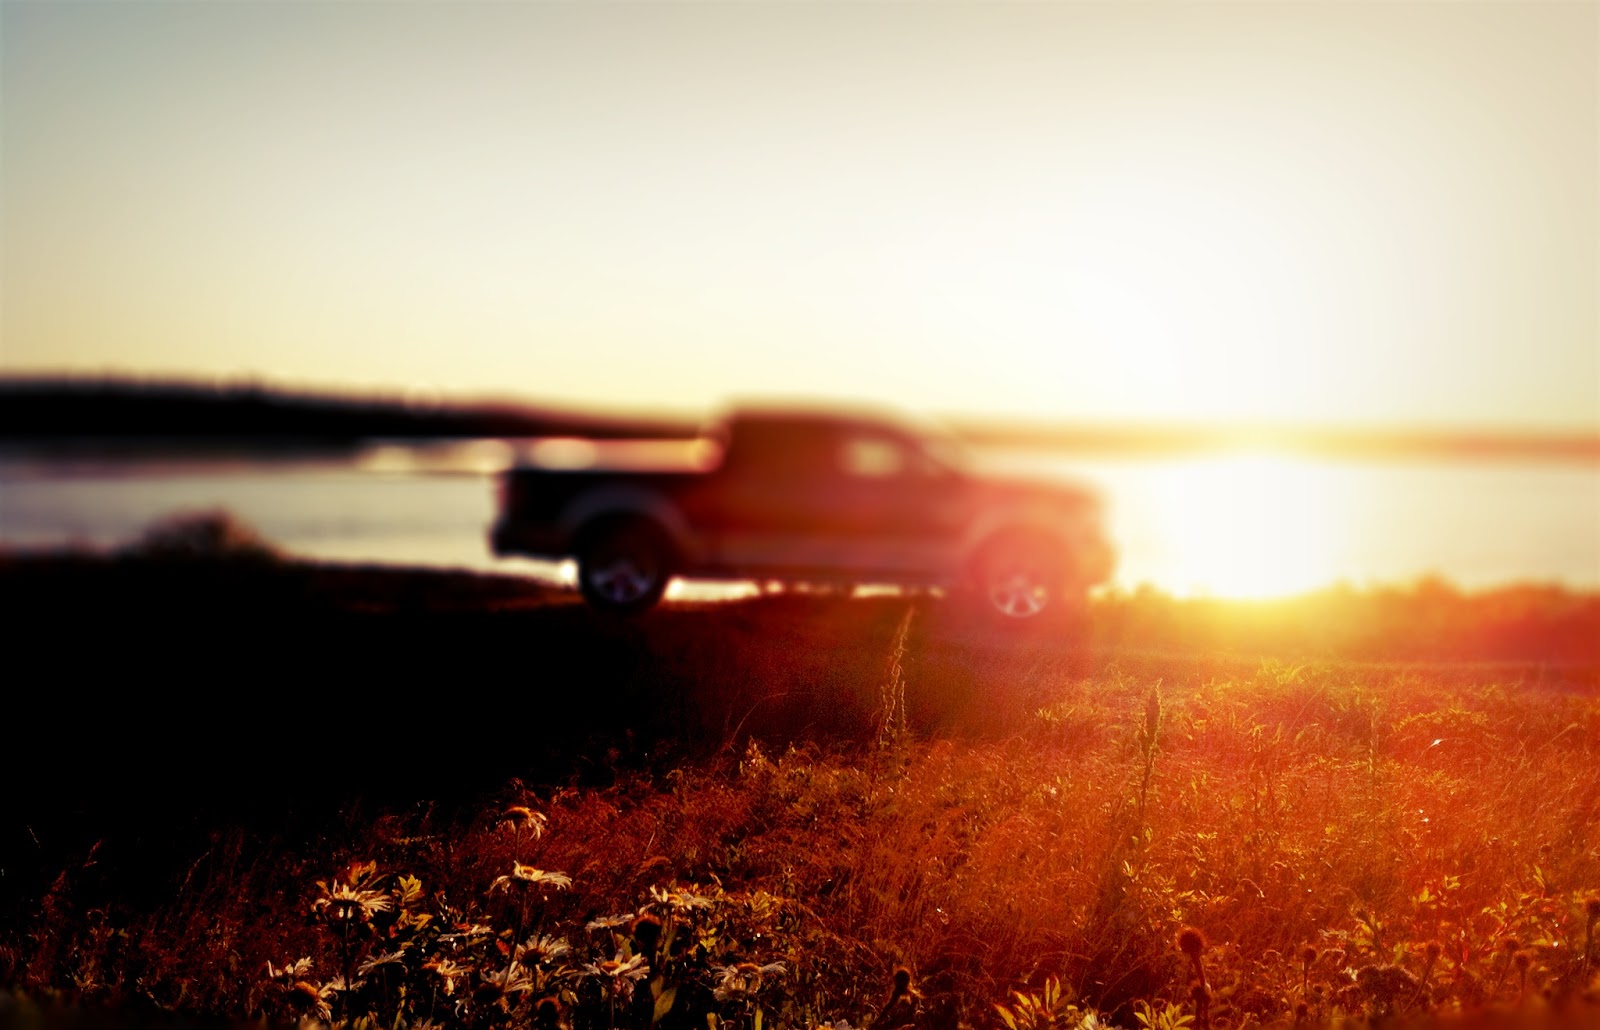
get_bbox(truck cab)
[491,407,1113,620]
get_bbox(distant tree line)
[0,378,696,446]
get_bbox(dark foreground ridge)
[2,552,1598,1028]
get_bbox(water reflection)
[1,441,1595,598]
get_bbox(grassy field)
[2,535,1597,1029]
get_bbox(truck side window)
[839,436,906,478]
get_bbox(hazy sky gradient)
[4,1,1596,428]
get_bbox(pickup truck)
[490,407,1114,622]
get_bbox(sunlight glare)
[1147,454,1342,599]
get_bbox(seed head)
[1301,945,1318,966]
[1501,937,1521,955]
[535,996,563,1029]
[1178,926,1207,960]
[631,913,663,951]
[892,967,912,994]
[1586,896,1600,921]
[1424,941,1443,963]
[1513,949,1532,971]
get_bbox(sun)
[1146,454,1343,599]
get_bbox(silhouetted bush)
[118,510,278,563]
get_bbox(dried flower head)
[1301,946,1318,966]
[1513,949,1533,971]
[1586,896,1600,921]
[892,967,912,994]
[1178,926,1207,960]
[631,913,663,950]
[1501,937,1521,955]
[1424,941,1443,963]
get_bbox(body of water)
[1,442,1595,598]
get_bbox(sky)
[3,1,1597,429]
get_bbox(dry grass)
[6,650,1597,1028]
[2,545,1598,1028]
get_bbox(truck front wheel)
[971,532,1080,625]
[576,518,674,615]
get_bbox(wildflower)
[438,923,496,946]
[266,957,314,983]
[287,980,334,1022]
[713,961,786,1003]
[584,953,650,1002]
[490,863,572,893]
[322,975,363,995]
[422,957,469,995]
[516,934,572,965]
[648,884,715,913]
[585,913,636,932]
[500,806,548,837]
[473,963,534,1009]
[357,950,407,977]
[313,881,394,923]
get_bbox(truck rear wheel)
[576,518,674,615]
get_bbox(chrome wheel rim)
[988,570,1050,618]
[587,558,658,604]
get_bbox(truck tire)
[971,531,1077,625]
[576,517,674,615]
